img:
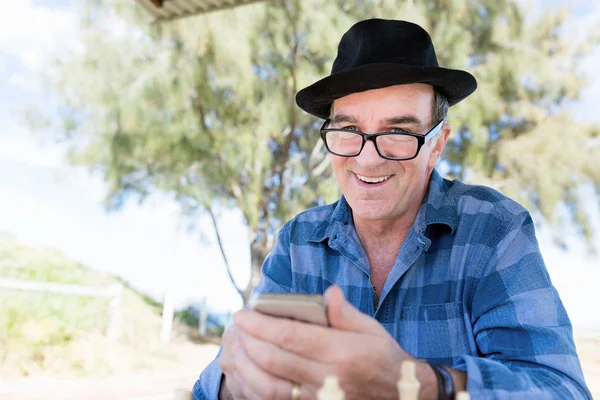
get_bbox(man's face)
[328,83,450,222]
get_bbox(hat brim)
[295,63,477,120]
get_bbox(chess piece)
[397,360,420,400]
[456,391,471,400]
[317,375,345,400]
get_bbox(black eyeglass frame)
[319,119,445,161]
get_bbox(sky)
[0,0,252,314]
[0,0,599,327]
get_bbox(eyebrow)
[329,113,424,130]
[383,116,424,130]
[329,113,359,126]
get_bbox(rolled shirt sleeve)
[453,211,591,399]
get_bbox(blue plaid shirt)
[193,169,591,399]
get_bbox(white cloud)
[0,0,79,71]
[571,48,600,122]
[65,168,111,204]
[561,2,600,122]
[7,71,39,91]
[0,121,67,169]
[0,178,249,313]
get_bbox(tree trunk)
[208,206,273,307]
[241,240,270,305]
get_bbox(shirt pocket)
[391,301,475,363]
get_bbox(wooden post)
[160,289,175,343]
[106,283,123,341]
[198,297,208,337]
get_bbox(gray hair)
[426,89,449,146]
[433,89,449,124]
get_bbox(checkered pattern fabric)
[193,169,591,399]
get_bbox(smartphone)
[248,293,329,326]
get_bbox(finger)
[234,309,333,360]
[240,331,326,386]
[223,372,248,400]
[219,352,235,374]
[235,340,296,400]
[324,285,385,335]
[222,323,239,346]
[219,329,241,374]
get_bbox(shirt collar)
[417,168,458,235]
[307,194,353,243]
[308,168,458,243]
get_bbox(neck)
[353,179,428,246]
[354,215,413,245]
[353,206,418,302]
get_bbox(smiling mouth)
[355,173,392,184]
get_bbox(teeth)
[356,174,391,183]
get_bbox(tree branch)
[308,138,324,170]
[194,82,215,146]
[206,206,244,299]
[275,1,299,207]
[311,155,330,177]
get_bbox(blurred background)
[0,0,599,398]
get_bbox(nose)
[355,139,385,168]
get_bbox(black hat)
[295,19,477,119]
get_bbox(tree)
[34,0,351,305]
[341,0,600,244]
[32,0,599,306]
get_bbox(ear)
[428,122,451,169]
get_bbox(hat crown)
[332,19,440,73]
[294,18,477,119]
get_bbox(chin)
[348,201,393,221]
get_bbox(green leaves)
[30,0,600,275]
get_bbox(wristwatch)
[428,362,455,400]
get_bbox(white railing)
[0,277,123,340]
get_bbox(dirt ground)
[0,342,220,400]
[1,333,598,399]
[575,332,600,397]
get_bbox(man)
[194,19,591,399]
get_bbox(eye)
[341,125,358,131]
[389,127,411,133]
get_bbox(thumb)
[325,285,384,335]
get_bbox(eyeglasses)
[320,119,445,161]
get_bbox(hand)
[219,313,302,399]
[218,324,247,399]
[234,285,425,399]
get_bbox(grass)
[5,231,594,393]
[0,232,199,378]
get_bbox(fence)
[0,278,223,343]
[160,290,210,343]
[0,277,123,340]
